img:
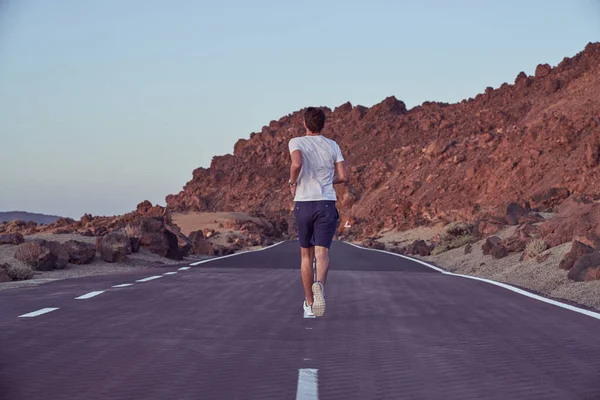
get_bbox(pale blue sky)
[1,0,598,218]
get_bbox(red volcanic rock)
[535,64,552,78]
[163,44,600,241]
[540,197,600,248]
[96,232,132,263]
[125,218,182,261]
[64,240,96,265]
[568,252,600,282]
[14,241,63,271]
[482,237,502,256]
[559,241,594,271]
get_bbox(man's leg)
[310,201,338,317]
[294,201,316,309]
[301,246,316,305]
[314,246,330,285]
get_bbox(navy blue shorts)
[293,201,340,249]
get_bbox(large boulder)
[491,244,509,259]
[45,241,68,269]
[540,197,600,247]
[506,203,528,225]
[482,237,502,255]
[96,232,132,263]
[559,241,595,270]
[164,224,192,257]
[568,252,600,282]
[125,218,182,260]
[63,240,96,265]
[0,233,25,245]
[14,241,56,271]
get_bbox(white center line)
[136,276,162,282]
[178,266,191,271]
[75,291,105,300]
[19,308,59,318]
[163,272,178,275]
[112,284,133,288]
[296,369,319,400]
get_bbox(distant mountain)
[0,211,63,225]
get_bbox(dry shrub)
[1,262,35,281]
[525,239,548,259]
[432,234,478,256]
[432,221,477,256]
[445,221,474,236]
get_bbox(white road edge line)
[19,308,59,318]
[164,271,178,275]
[296,368,319,400]
[112,284,133,288]
[178,266,191,271]
[189,241,285,266]
[75,291,105,300]
[136,276,162,282]
[344,241,600,321]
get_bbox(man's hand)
[290,184,296,197]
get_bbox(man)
[288,107,348,317]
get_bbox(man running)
[288,107,348,317]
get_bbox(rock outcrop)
[161,43,600,241]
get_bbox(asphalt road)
[1,241,600,400]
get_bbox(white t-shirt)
[288,135,345,202]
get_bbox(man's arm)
[289,150,302,184]
[333,161,348,184]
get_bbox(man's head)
[303,107,326,134]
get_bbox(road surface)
[1,241,600,399]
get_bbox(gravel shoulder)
[0,233,208,291]
[377,223,600,312]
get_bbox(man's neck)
[305,130,321,137]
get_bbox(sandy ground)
[173,211,268,249]
[378,223,446,246]
[172,211,264,237]
[0,233,198,290]
[374,218,600,311]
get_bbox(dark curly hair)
[303,107,326,133]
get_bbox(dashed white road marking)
[75,291,105,300]
[178,266,191,271]
[164,272,178,275]
[136,276,162,282]
[112,284,133,288]
[19,308,59,318]
[296,369,319,400]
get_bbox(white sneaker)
[311,282,326,317]
[303,300,315,318]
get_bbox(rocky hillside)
[166,42,600,239]
[0,211,62,225]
